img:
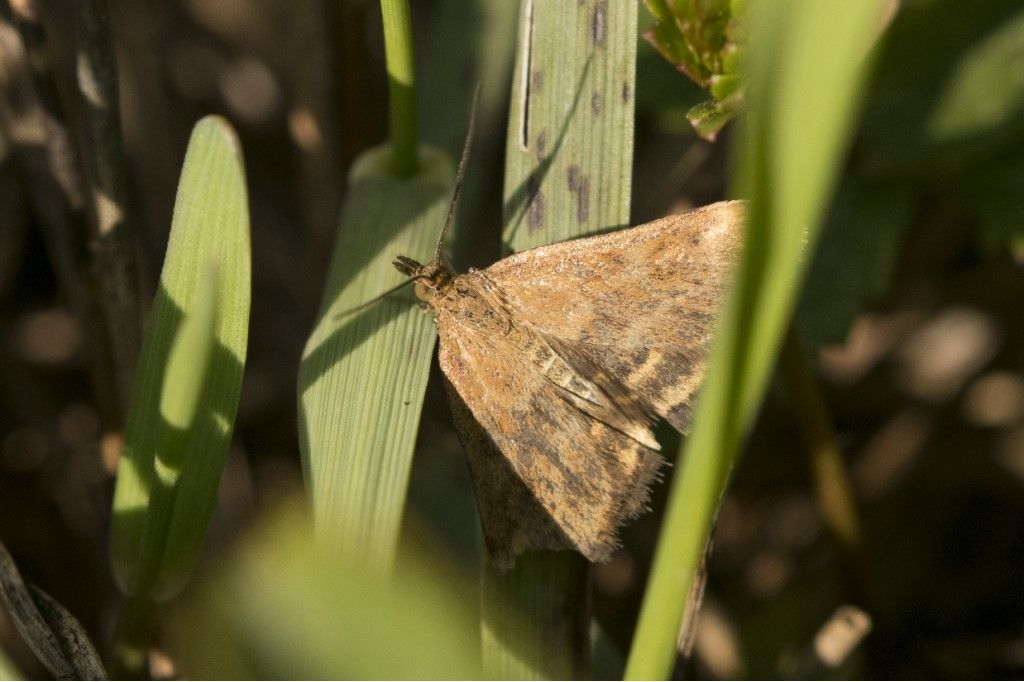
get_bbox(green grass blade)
[173,504,481,678]
[380,0,419,175]
[109,115,251,602]
[503,0,635,249]
[624,0,888,678]
[485,0,637,677]
[298,146,453,568]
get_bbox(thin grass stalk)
[624,0,889,677]
[778,326,866,597]
[76,0,143,422]
[380,0,419,176]
[779,327,863,552]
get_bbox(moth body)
[392,201,745,572]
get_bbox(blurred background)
[1,0,1023,678]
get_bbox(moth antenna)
[331,275,425,320]
[434,83,482,264]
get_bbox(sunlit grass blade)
[485,0,637,677]
[172,503,481,678]
[107,116,250,675]
[109,116,251,599]
[624,0,889,678]
[298,0,459,571]
[298,146,453,568]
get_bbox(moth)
[393,208,742,573]
[387,102,743,573]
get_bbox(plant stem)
[76,0,143,423]
[0,2,121,426]
[380,0,419,176]
[110,594,153,679]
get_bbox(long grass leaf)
[0,542,74,678]
[109,116,251,601]
[624,0,889,677]
[298,147,453,568]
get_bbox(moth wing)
[484,200,744,430]
[438,325,662,572]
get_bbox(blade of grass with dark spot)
[486,1,637,678]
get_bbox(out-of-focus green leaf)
[625,0,889,677]
[960,155,1024,260]
[110,116,251,602]
[859,0,1024,175]
[298,145,452,569]
[927,8,1024,144]
[802,0,1024,332]
[173,503,482,679]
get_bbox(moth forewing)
[396,200,745,571]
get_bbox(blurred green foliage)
[174,505,482,679]
[801,0,1024,344]
[0,649,17,680]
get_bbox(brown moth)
[393,201,744,573]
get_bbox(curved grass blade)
[0,542,106,678]
[28,586,107,680]
[625,0,890,677]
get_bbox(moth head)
[392,256,452,302]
